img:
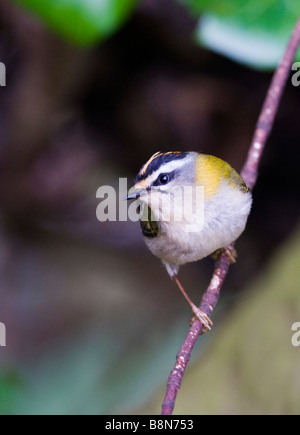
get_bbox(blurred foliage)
[12,0,300,68]
[13,0,139,46]
[1,0,300,416]
[180,0,300,69]
[137,224,300,414]
[0,371,24,415]
[10,323,193,415]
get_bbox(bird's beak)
[124,187,149,201]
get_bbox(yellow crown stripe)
[139,151,184,176]
[140,152,162,175]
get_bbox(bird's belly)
[144,208,249,266]
[145,228,218,265]
[143,185,252,267]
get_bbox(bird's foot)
[211,246,237,264]
[190,304,213,333]
[173,274,213,333]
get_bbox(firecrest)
[126,151,252,330]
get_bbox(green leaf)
[13,0,139,46]
[197,14,290,70]
[179,0,300,70]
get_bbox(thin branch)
[241,17,300,189]
[161,249,231,415]
[161,16,300,416]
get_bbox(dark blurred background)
[0,0,300,415]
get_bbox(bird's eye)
[159,174,170,185]
[152,172,174,187]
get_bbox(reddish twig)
[161,250,231,415]
[241,17,300,189]
[161,16,300,416]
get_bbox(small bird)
[126,151,252,330]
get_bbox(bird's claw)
[190,306,213,333]
[211,246,237,264]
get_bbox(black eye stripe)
[135,152,188,183]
